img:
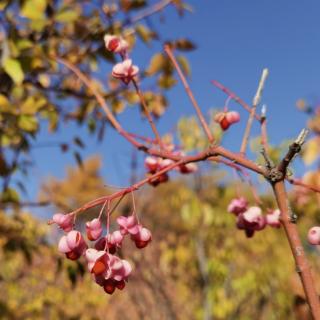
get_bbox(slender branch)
[260,105,269,152]
[240,69,269,155]
[164,44,214,143]
[127,0,173,25]
[132,79,163,147]
[278,129,308,175]
[0,201,51,209]
[211,80,261,121]
[53,56,146,150]
[272,181,320,319]
[288,178,320,194]
[72,159,184,215]
[54,55,266,178]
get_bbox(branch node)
[261,104,267,120]
[290,212,298,223]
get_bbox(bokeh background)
[0,0,320,319]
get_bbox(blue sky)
[24,0,320,210]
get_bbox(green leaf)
[20,0,46,20]
[111,99,126,113]
[0,1,9,10]
[135,24,155,43]
[55,9,79,23]
[0,94,10,111]
[146,53,166,76]
[3,58,24,85]
[302,137,320,165]
[1,188,20,203]
[177,55,191,76]
[20,96,47,114]
[18,115,38,133]
[157,74,177,89]
[174,38,196,51]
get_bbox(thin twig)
[278,129,308,175]
[164,44,214,143]
[54,56,267,177]
[132,79,163,148]
[240,68,269,155]
[211,79,261,121]
[127,0,173,25]
[288,178,320,194]
[260,104,269,152]
[53,56,145,150]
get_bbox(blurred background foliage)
[0,0,320,319]
[1,154,320,319]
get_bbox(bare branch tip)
[253,68,269,106]
[295,128,309,146]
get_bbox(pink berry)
[307,226,320,245]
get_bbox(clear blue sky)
[25,0,320,211]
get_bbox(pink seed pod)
[131,225,152,249]
[307,226,320,245]
[108,255,132,282]
[58,230,87,260]
[148,172,169,187]
[225,111,240,124]
[144,156,159,173]
[242,206,266,231]
[266,209,281,228]
[179,163,198,174]
[85,249,109,275]
[227,197,248,215]
[104,34,128,53]
[52,213,74,232]
[158,158,174,170]
[112,59,139,85]
[86,218,103,241]
[214,111,240,131]
[117,215,140,235]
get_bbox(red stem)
[260,117,269,152]
[132,79,163,148]
[164,45,214,143]
[211,80,261,121]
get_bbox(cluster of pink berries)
[52,213,151,294]
[104,34,139,85]
[144,153,198,187]
[214,111,240,131]
[227,197,281,237]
